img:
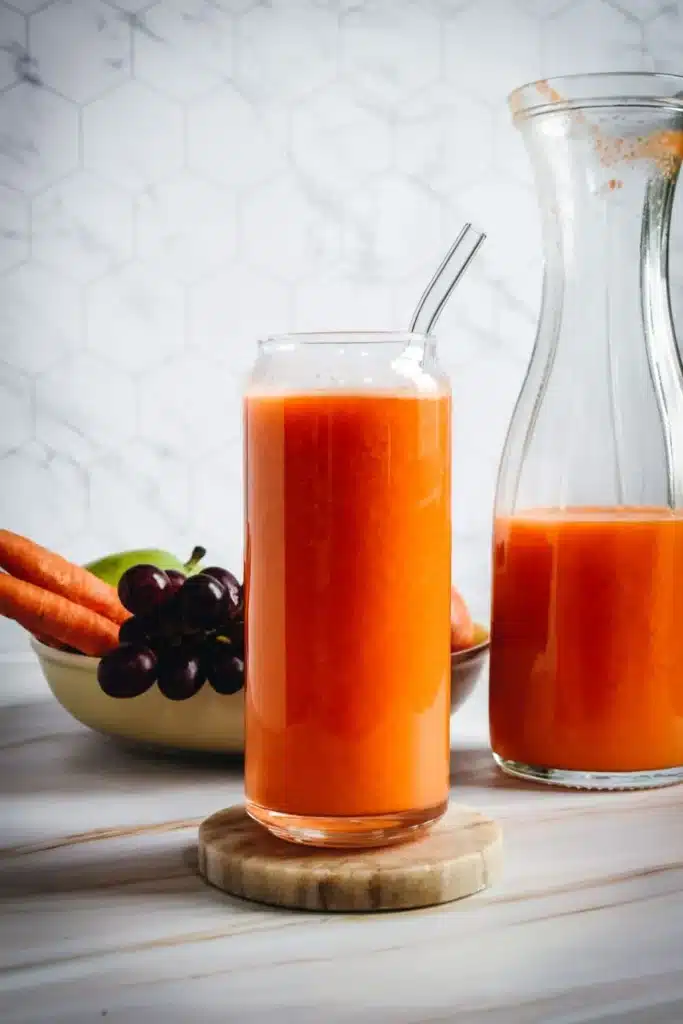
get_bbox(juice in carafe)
[490,508,683,775]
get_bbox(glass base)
[493,752,683,791]
[245,799,448,849]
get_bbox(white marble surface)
[2,666,683,1023]
[2,0,683,660]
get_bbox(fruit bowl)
[31,627,489,755]
[31,637,245,754]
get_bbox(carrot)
[0,530,129,626]
[0,573,119,656]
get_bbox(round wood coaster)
[198,804,502,912]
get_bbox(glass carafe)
[490,74,683,790]
[244,332,451,846]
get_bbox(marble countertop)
[2,666,683,1024]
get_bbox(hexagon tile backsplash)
[0,0,682,659]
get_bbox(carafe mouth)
[510,72,683,121]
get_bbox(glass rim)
[509,72,683,121]
[258,330,433,349]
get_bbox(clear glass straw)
[410,223,486,336]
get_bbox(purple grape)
[202,567,242,620]
[157,646,206,701]
[222,618,244,658]
[118,615,150,645]
[165,569,186,597]
[205,640,244,695]
[120,602,183,646]
[97,644,157,698]
[180,573,226,631]
[155,597,186,639]
[202,566,239,591]
[118,564,172,616]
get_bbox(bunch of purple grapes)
[97,562,245,701]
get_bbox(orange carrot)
[0,573,119,656]
[0,530,130,626]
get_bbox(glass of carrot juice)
[243,332,452,847]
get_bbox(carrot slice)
[0,573,119,656]
[0,530,129,625]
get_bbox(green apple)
[86,546,205,587]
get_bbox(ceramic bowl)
[450,622,490,711]
[31,627,489,755]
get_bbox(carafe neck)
[525,109,680,355]
[497,75,683,513]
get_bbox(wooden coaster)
[198,804,502,912]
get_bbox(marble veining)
[1,680,683,1023]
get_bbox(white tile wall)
[0,0,682,666]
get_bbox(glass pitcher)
[244,333,452,846]
[490,73,683,790]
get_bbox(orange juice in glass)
[244,332,451,847]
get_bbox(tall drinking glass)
[244,332,452,846]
